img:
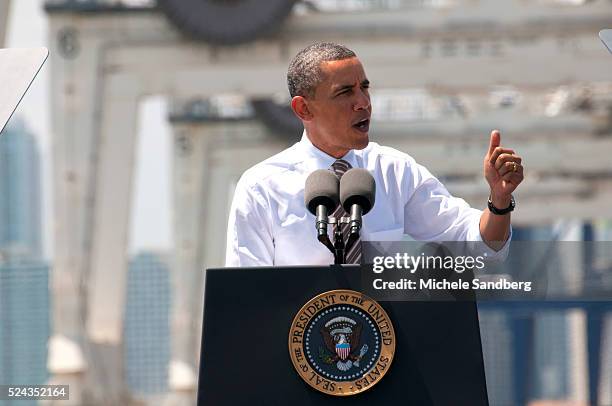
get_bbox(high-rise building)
[479,310,515,406]
[594,221,612,404]
[527,226,573,401]
[123,251,171,399]
[479,225,576,405]
[0,117,48,406]
[0,118,42,258]
[0,256,50,406]
[532,311,571,399]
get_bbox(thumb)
[487,130,501,157]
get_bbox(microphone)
[305,170,339,252]
[339,168,375,248]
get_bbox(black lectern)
[197,266,489,406]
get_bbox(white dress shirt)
[225,132,511,267]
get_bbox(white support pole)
[48,18,108,405]
[87,72,140,343]
[168,122,210,398]
[48,14,143,400]
[84,69,141,402]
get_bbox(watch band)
[488,195,515,215]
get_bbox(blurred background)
[0,0,611,405]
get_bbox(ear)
[291,96,313,121]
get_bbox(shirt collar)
[297,130,360,169]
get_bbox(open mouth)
[352,118,370,132]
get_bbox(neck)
[304,130,348,159]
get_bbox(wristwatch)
[487,195,515,215]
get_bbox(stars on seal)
[303,304,380,381]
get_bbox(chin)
[353,138,370,150]
[353,134,369,150]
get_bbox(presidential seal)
[288,290,395,396]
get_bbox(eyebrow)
[332,79,370,94]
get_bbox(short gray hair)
[287,42,356,98]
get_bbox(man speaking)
[225,42,524,267]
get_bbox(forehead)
[318,57,367,88]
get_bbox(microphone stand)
[331,215,359,265]
[331,216,345,265]
[317,211,361,265]
[319,215,346,264]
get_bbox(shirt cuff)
[466,217,512,262]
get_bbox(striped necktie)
[330,159,362,264]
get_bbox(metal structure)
[44,0,612,404]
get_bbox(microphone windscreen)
[340,168,375,214]
[304,169,340,215]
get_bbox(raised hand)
[483,130,524,206]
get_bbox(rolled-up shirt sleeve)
[403,161,511,261]
[225,177,274,267]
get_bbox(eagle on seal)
[320,316,366,371]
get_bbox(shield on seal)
[336,342,350,360]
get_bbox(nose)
[353,88,370,111]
